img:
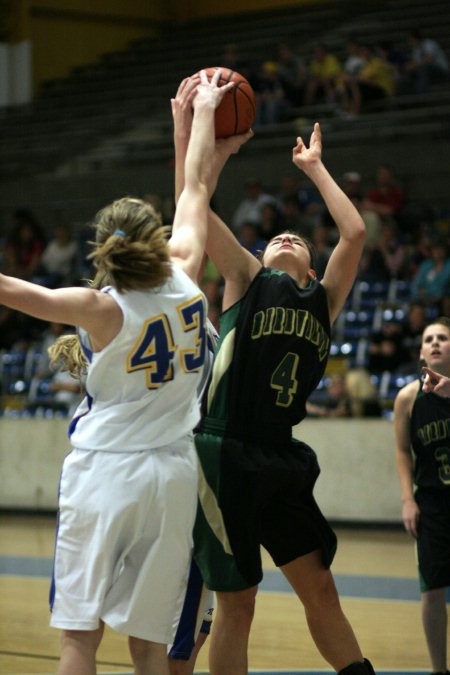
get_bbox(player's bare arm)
[293,123,365,324]
[393,382,420,538]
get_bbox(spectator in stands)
[345,367,382,417]
[258,201,285,241]
[231,177,280,232]
[253,60,289,127]
[303,43,342,106]
[338,44,396,116]
[361,164,405,224]
[358,220,408,283]
[28,322,84,416]
[311,224,333,279]
[404,29,449,94]
[342,37,368,78]
[275,41,307,106]
[34,222,79,288]
[307,369,382,418]
[2,209,46,279]
[238,221,267,257]
[367,318,411,375]
[410,234,450,306]
[396,301,428,374]
[307,374,352,418]
[0,307,26,350]
[281,196,311,236]
[221,42,258,86]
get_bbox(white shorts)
[50,437,198,643]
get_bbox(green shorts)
[193,430,337,592]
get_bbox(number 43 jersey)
[70,265,208,452]
[205,268,331,441]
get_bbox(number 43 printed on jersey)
[126,296,206,389]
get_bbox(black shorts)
[415,487,450,591]
[194,431,337,591]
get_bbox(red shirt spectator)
[362,164,405,219]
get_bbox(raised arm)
[292,123,365,324]
[171,74,259,307]
[393,383,420,538]
[169,69,233,282]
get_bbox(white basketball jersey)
[69,265,208,452]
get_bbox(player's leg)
[168,558,214,675]
[280,550,374,673]
[421,587,448,673]
[129,637,170,675]
[168,631,209,675]
[57,625,104,675]
[208,586,257,675]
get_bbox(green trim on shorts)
[194,431,255,592]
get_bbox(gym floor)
[0,512,448,674]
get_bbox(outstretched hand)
[292,122,322,173]
[171,69,234,138]
[422,367,450,397]
[171,75,200,138]
[193,68,234,110]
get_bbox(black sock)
[338,658,376,675]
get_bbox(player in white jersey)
[0,70,234,675]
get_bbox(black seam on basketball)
[235,84,256,114]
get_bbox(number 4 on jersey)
[270,352,299,407]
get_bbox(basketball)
[198,67,256,138]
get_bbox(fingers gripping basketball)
[196,67,256,138]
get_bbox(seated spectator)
[345,368,382,417]
[238,221,267,256]
[311,224,333,280]
[34,222,79,287]
[339,43,396,116]
[27,322,84,416]
[340,171,383,249]
[358,220,408,282]
[361,164,405,224]
[307,369,382,418]
[410,234,450,305]
[368,319,414,375]
[303,43,342,106]
[275,42,307,105]
[2,209,46,279]
[231,177,280,232]
[307,374,352,418]
[395,300,428,374]
[404,29,449,94]
[341,37,368,77]
[253,60,289,127]
[258,202,285,240]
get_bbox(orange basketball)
[198,66,256,138]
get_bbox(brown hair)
[89,197,171,292]
[50,197,172,377]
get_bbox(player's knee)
[217,589,256,628]
[302,569,340,612]
[129,636,164,664]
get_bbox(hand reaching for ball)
[193,68,235,111]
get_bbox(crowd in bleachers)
[226,27,450,126]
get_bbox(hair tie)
[114,229,126,236]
